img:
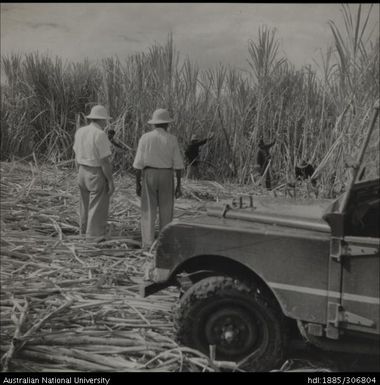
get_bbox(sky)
[1,3,379,74]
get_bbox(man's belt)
[78,164,102,169]
[144,166,173,170]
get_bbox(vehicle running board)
[298,321,380,355]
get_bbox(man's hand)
[99,156,114,195]
[175,185,182,199]
[107,180,115,196]
[107,129,116,141]
[135,169,142,197]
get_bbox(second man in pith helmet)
[133,108,184,249]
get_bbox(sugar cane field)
[1,4,379,374]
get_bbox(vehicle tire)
[174,275,286,371]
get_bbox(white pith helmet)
[86,105,111,120]
[148,109,173,125]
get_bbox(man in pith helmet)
[133,108,184,248]
[73,105,115,242]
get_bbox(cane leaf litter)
[0,161,208,372]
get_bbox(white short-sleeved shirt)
[73,122,112,167]
[133,127,184,170]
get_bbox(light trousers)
[78,165,109,239]
[141,168,174,247]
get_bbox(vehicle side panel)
[157,220,330,324]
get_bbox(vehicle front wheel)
[174,276,286,371]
